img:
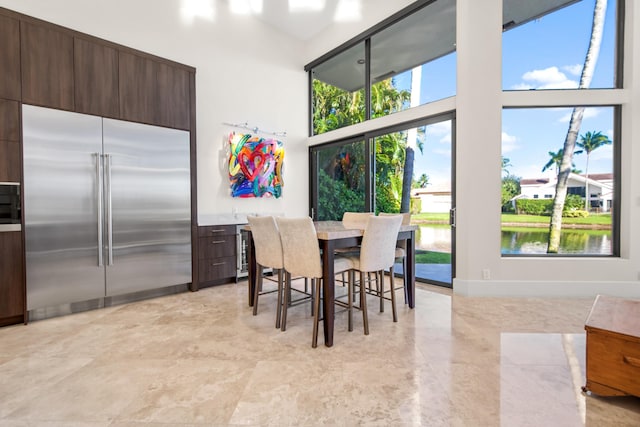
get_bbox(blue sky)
[397,0,617,188]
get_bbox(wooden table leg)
[406,230,416,308]
[247,230,257,307]
[321,239,335,347]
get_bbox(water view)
[415,224,612,256]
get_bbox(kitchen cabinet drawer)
[199,256,237,282]
[198,235,236,259]
[198,224,236,237]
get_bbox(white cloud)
[427,121,451,136]
[433,148,451,157]
[557,107,601,123]
[513,66,578,90]
[501,131,518,153]
[563,64,583,76]
[589,144,613,161]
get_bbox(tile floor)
[0,281,639,426]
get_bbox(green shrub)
[515,199,553,215]
[563,209,589,218]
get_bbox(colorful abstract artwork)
[228,132,284,198]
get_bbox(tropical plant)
[548,0,607,253]
[501,174,520,212]
[413,173,429,189]
[502,156,513,175]
[542,149,582,177]
[576,130,612,210]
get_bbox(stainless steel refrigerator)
[22,104,191,311]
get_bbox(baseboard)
[453,279,640,298]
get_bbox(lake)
[415,224,613,255]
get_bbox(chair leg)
[312,278,322,348]
[402,256,408,305]
[347,270,353,332]
[253,265,264,316]
[389,266,397,322]
[275,268,283,329]
[281,271,291,332]
[360,271,369,335]
[379,270,385,313]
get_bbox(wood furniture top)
[585,294,640,338]
[313,220,418,240]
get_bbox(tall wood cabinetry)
[0,7,199,326]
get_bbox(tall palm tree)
[543,148,582,177]
[576,130,613,210]
[548,0,607,253]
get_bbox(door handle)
[105,153,113,266]
[96,153,103,266]
[449,207,456,228]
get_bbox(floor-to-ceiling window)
[501,0,623,257]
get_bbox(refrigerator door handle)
[105,153,114,266]
[96,153,104,266]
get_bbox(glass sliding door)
[310,138,369,221]
[373,117,455,287]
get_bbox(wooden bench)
[583,294,640,397]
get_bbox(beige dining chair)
[343,215,403,327]
[276,216,353,347]
[247,216,285,328]
[336,212,375,287]
[379,212,411,306]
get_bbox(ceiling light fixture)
[180,0,215,23]
[334,0,360,22]
[289,0,326,13]
[229,0,263,15]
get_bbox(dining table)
[245,220,418,347]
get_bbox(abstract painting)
[228,132,284,198]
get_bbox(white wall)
[0,0,310,223]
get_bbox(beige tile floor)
[1,281,639,426]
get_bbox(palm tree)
[414,173,429,189]
[577,131,612,210]
[543,148,582,177]
[548,0,607,253]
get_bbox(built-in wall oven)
[0,182,21,232]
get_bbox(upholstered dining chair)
[380,212,411,305]
[276,217,353,347]
[336,212,375,287]
[343,215,403,327]
[247,216,285,328]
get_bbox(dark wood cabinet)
[158,63,191,130]
[119,52,191,129]
[0,232,24,326]
[0,98,21,182]
[119,51,158,125]
[198,225,237,285]
[74,37,119,118]
[21,21,74,110]
[0,14,21,101]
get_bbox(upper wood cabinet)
[74,37,119,118]
[119,52,158,126]
[158,63,191,130]
[119,52,191,130]
[0,99,21,182]
[0,14,20,101]
[21,21,74,110]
